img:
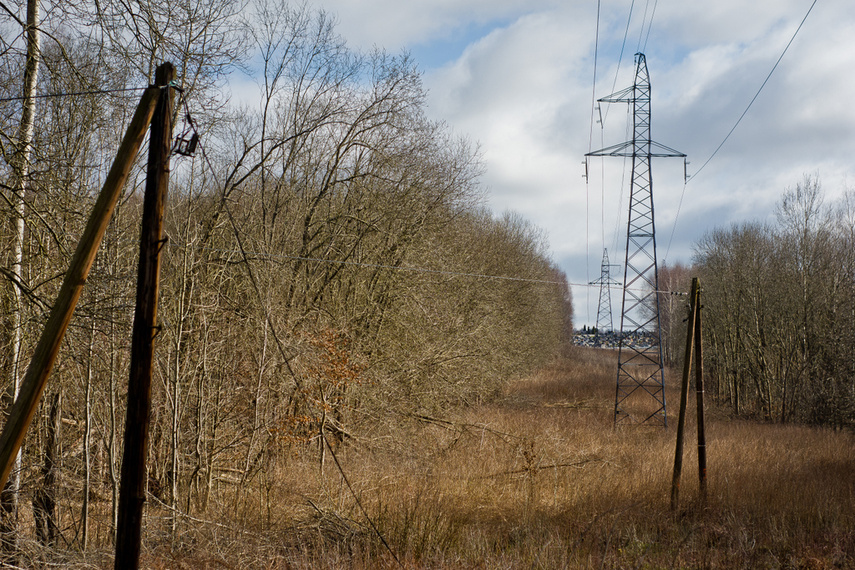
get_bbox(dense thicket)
[689,176,855,428]
[0,0,572,556]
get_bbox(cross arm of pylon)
[586,140,685,158]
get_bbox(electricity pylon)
[586,53,685,427]
[589,248,619,345]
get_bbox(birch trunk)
[1,0,40,554]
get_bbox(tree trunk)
[82,322,95,550]
[33,391,60,546]
[1,0,40,555]
[108,314,120,542]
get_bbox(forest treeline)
[660,176,855,429]
[0,0,572,554]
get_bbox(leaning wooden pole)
[670,277,699,511]
[694,282,707,504]
[114,62,175,570]
[0,83,160,489]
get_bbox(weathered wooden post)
[694,282,707,504]
[114,62,176,569]
[0,83,160,489]
[671,277,699,511]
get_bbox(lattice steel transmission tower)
[586,53,685,427]
[589,248,619,343]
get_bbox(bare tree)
[696,176,855,427]
[0,0,39,553]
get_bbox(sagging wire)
[0,86,146,103]
[603,0,636,126]
[585,0,603,325]
[174,97,688,297]
[171,94,569,287]
[686,0,818,183]
[641,0,659,54]
[666,0,817,263]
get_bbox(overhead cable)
[603,0,636,125]
[585,0,603,323]
[641,0,659,54]
[687,0,818,182]
[0,86,147,103]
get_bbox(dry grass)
[47,347,855,568]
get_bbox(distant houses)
[573,328,658,349]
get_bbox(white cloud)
[313,0,560,50]
[306,0,855,325]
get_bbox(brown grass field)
[131,346,854,569]
[41,346,854,568]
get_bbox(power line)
[611,111,633,257]
[641,0,659,54]
[587,0,602,157]
[176,98,569,288]
[636,0,652,53]
[663,180,688,263]
[662,0,818,264]
[173,96,686,305]
[603,0,636,126]
[585,0,602,324]
[686,0,818,183]
[166,239,570,286]
[0,86,148,103]
[164,237,685,294]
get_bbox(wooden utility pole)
[114,62,175,570]
[671,277,699,511]
[694,288,707,504]
[0,84,160,490]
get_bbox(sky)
[303,0,854,327]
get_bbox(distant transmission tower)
[589,248,619,343]
[586,53,685,427]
